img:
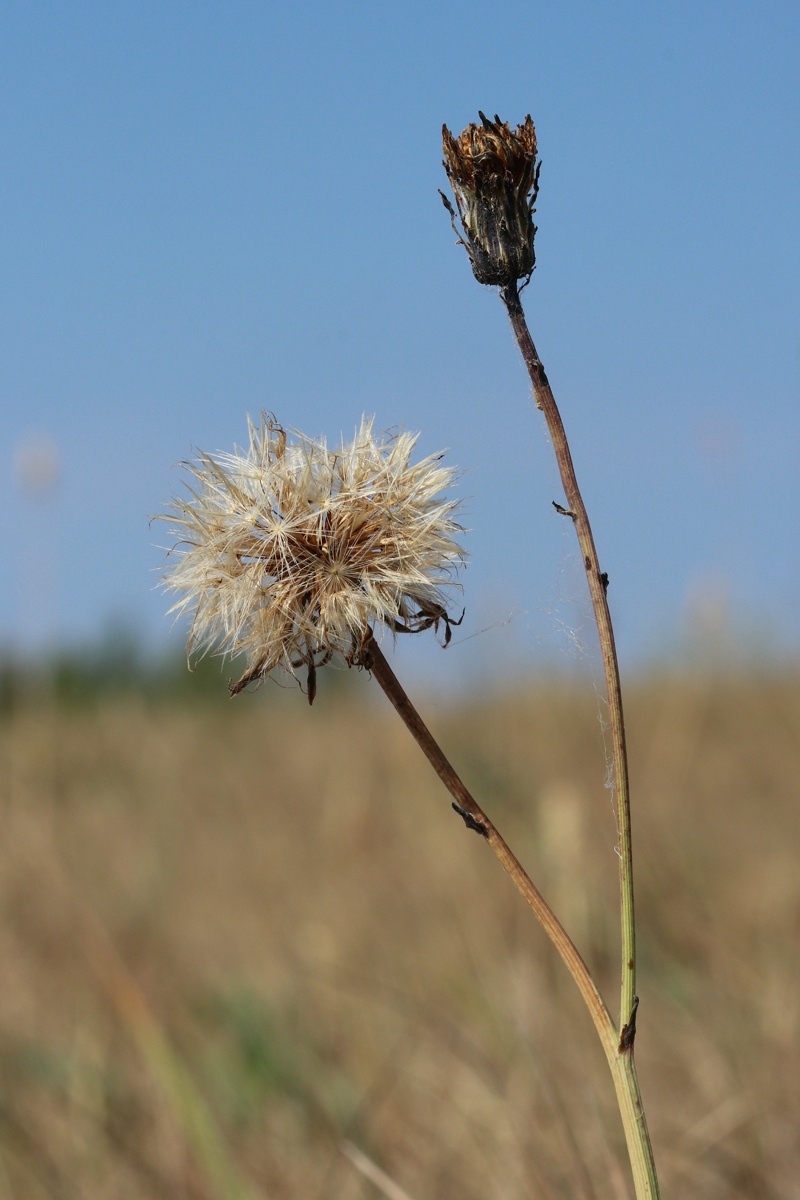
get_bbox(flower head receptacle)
[159,415,465,701]
[441,112,540,288]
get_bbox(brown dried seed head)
[441,112,540,288]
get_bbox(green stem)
[611,1050,661,1200]
[500,281,659,1199]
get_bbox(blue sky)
[2,0,798,684]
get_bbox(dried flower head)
[441,112,540,288]
[159,414,465,700]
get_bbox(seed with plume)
[441,112,540,287]
[159,414,465,700]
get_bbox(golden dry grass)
[1,669,798,1198]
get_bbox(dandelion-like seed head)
[159,415,465,700]
[441,112,540,288]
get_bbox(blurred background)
[1,2,798,1197]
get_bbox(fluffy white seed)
[159,414,465,695]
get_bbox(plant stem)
[363,633,617,1061]
[501,280,635,1025]
[500,280,659,1198]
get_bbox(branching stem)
[363,633,617,1060]
[366,632,658,1194]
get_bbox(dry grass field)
[1,667,798,1198]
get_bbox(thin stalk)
[500,280,659,1199]
[501,280,635,1027]
[363,633,617,1061]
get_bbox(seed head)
[441,112,540,288]
[159,414,465,700]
